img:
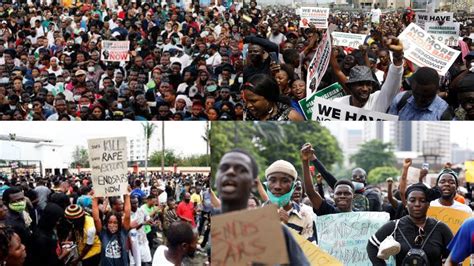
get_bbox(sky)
[0,122,208,157]
[320,121,474,148]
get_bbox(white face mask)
[117,103,123,109]
[87,66,95,73]
[73,95,81,102]
[65,77,71,82]
[9,105,16,110]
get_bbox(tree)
[70,146,90,168]
[350,140,396,173]
[142,122,157,179]
[149,150,209,167]
[210,122,343,180]
[368,166,400,184]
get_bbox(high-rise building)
[128,138,147,162]
[389,122,451,163]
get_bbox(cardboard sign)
[316,212,391,266]
[398,23,460,76]
[299,7,329,29]
[101,41,130,62]
[299,83,345,120]
[307,32,331,97]
[289,228,343,266]
[415,12,453,29]
[425,22,460,47]
[427,206,472,266]
[465,161,474,183]
[211,205,289,266]
[331,32,367,49]
[310,97,398,121]
[88,137,129,197]
[407,166,421,184]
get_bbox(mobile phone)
[422,163,429,170]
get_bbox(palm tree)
[202,121,210,166]
[142,122,157,180]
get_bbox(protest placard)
[289,229,343,266]
[331,32,367,49]
[101,41,130,62]
[425,22,460,47]
[465,161,474,183]
[316,212,392,266]
[407,166,421,184]
[211,205,288,266]
[88,137,128,197]
[398,23,460,76]
[299,7,329,29]
[415,12,453,29]
[306,32,331,97]
[299,83,345,120]
[427,206,472,266]
[310,97,398,121]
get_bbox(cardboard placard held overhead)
[306,32,331,97]
[299,7,329,29]
[406,166,421,184]
[211,205,289,266]
[101,41,130,62]
[88,137,129,197]
[331,32,368,49]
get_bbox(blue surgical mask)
[265,182,296,208]
[352,181,365,191]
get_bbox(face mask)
[73,95,81,102]
[184,198,191,203]
[266,182,296,208]
[207,85,217,92]
[87,66,95,72]
[9,200,26,213]
[117,103,123,109]
[9,105,16,110]
[352,181,365,192]
[65,77,71,82]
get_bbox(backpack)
[396,91,454,120]
[398,220,440,266]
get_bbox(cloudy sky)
[0,122,208,157]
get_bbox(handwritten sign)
[311,97,398,121]
[299,82,345,120]
[427,206,472,266]
[415,12,453,29]
[307,32,331,97]
[398,23,460,76]
[88,137,128,197]
[289,228,343,266]
[211,205,289,266]
[425,22,460,47]
[465,161,474,183]
[331,32,368,49]
[316,212,391,266]
[299,7,329,29]
[101,41,130,62]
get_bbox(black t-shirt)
[367,216,453,266]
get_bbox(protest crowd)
[0,170,211,265]
[212,145,474,265]
[0,0,473,121]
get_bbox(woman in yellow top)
[64,205,101,266]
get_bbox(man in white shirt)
[334,37,404,113]
[267,22,286,46]
[371,4,382,24]
[47,57,63,77]
[430,170,473,214]
[206,44,222,68]
[152,221,197,266]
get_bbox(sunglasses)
[414,227,425,246]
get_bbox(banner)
[310,97,398,121]
[101,41,130,62]
[211,205,289,266]
[289,229,343,266]
[331,32,367,49]
[425,22,460,47]
[398,23,460,76]
[316,212,392,266]
[415,12,453,29]
[306,32,331,97]
[299,7,329,29]
[427,206,472,266]
[299,83,345,120]
[88,137,129,197]
[464,161,474,183]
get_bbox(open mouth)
[221,180,238,193]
